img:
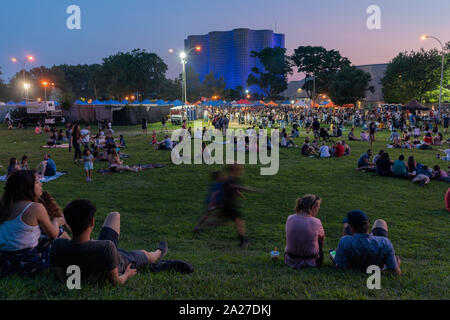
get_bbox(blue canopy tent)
[172,99,183,106]
[7,101,16,105]
[141,99,151,104]
[131,100,141,104]
[155,99,167,105]
[121,99,129,104]
[92,100,102,105]
[18,101,26,105]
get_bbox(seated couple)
[284,195,401,275]
[0,171,193,283]
[280,133,298,148]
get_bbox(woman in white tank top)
[0,170,66,277]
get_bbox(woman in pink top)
[285,194,325,269]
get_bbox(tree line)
[0,42,448,107]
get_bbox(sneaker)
[86,177,89,182]
[156,241,168,259]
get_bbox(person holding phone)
[332,210,401,275]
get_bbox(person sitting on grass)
[151,130,160,150]
[7,157,21,179]
[331,141,345,158]
[423,132,433,145]
[159,135,173,150]
[333,210,401,275]
[360,130,370,142]
[376,152,393,176]
[280,133,297,148]
[0,170,66,277]
[393,155,412,178]
[319,141,330,158]
[108,149,141,173]
[301,137,317,157]
[49,199,193,286]
[36,153,57,178]
[342,140,351,155]
[285,194,325,270]
[21,155,30,170]
[319,127,330,142]
[433,165,450,182]
[433,132,443,145]
[348,127,360,141]
[118,135,126,148]
[355,149,376,172]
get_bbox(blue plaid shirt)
[335,233,398,271]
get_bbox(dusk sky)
[1,0,449,82]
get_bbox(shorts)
[84,162,93,171]
[98,226,148,270]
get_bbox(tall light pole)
[11,55,34,101]
[41,81,54,103]
[23,83,30,101]
[170,46,201,106]
[421,35,445,121]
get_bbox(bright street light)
[421,35,445,121]
[11,55,35,101]
[170,45,201,105]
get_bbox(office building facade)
[184,28,285,95]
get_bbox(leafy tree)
[200,72,226,98]
[102,49,168,99]
[160,78,182,101]
[0,67,8,101]
[381,49,450,103]
[60,92,76,110]
[291,46,350,100]
[329,67,374,106]
[247,47,292,99]
[180,66,202,102]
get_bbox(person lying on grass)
[50,199,193,285]
[108,149,141,173]
[333,210,401,276]
[0,170,66,277]
[285,194,325,270]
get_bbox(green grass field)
[0,122,448,300]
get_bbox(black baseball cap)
[342,210,369,224]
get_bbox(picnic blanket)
[42,144,69,149]
[97,164,165,175]
[0,172,66,183]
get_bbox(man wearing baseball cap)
[333,210,401,275]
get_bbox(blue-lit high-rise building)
[184,28,285,96]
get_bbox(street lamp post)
[421,35,445,122]
[11,55,34,101]
[171,46,201,106]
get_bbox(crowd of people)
[1,105,448,287]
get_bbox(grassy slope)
[0,123,448,300]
